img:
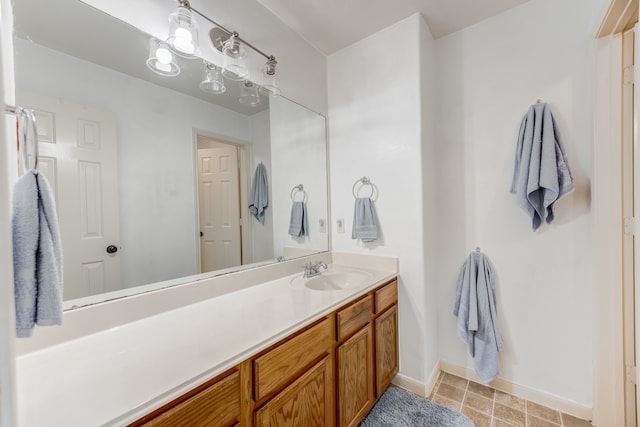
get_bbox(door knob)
[106,245,118,254]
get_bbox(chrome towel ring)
[291,184,307,202]
[352,176,375,199]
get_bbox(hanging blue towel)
[12,171,63,338]
[453,251,503,383]
[249,162,269,224]
[510,102,574,230]
[352,197,378,242]
[288,201,308,237]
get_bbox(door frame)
[192,129,251,273]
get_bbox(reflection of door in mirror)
[19,93,121,300]
[197,136,243,272]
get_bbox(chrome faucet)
[303,261,328,278]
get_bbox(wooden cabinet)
[131,277,398,427]
[375,305,398,395]
[254,356,333,427]
[131,369,241,427]
[336,324,374,427]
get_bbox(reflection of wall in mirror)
[270,95,328,257]
[14,38,273,295]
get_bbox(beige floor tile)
[561,413,593,427]
[432,394,462,412]
[462,406,492,427]
[442,372,468,390]
[437,382,466,402]
[492,419,517,427]
[464,391,493,415]
[493,403,526,427]
[494,390,525,411]
[527,401,561,424]
[528,414,561,427]
[468,381,495,399]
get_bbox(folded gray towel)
[249,162,269,224]
[288,201,308,237]
[510,102,574,230]
[352,197,378,242]
[13,171,63,338]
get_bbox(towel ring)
[352,176,375,199]
[18,108,39,172]
[290,184,307,203]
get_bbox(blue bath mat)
[360,386,475,427]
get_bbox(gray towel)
[249,162,269,224]
[454,251,503,383]
[352,197,378,242]
[12,171,63,338]
[288,201,308,237]
[510,102,574,230]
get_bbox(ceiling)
[254,0,531,54]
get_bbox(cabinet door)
[375,305,398,396]
[254,356,333,427]
[337,324,374,427]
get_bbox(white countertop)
[15,253,397,426]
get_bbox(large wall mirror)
[12,0,329,308]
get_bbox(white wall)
[270,95,328,257]
[81,0,327,116]
[434,0,599,408]
[14,39,265,288]
[328,13,439,388]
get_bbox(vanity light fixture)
[239,80,260,107]
[166,3,199,58]
[146,38,180,76]
[168,0,281,95]
[199,61,226,94]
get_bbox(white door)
[197,146,241,272]
[19,93,121,300]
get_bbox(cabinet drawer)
[143,371,240,427]
[374,280,397,314]
[253,317,331,402]
[337,295,372,341]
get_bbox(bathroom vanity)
[130,278,397,427]
[14,253,398,426]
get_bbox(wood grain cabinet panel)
[336,295,372,341]
[375,305,399,396]
[374,280,398,314]
[142,371,240,427]
[254,356,333,427]
[253,318,331,402]
[337,325,374,427]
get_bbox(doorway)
[195,134,247,273]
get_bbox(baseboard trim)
[392,373,426,397]
[439,361,593,421]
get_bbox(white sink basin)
[291,266,373,291]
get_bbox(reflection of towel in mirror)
[352,197,378,242]
[12,171,63,338]
[454,251,503,383]
[510,102,574,230]
[249,162,269,224]
[288,201,308,237]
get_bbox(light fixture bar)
[177,0,275,61]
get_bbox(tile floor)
[428,372,592,427]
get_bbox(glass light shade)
[222,35,249,81]
[199,62,226,94]
[261,58,281,96]
[166,6,199,58]
[239,81,260,107]
[146,38,180,76]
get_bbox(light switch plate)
[337,218,345,233]
[319,218,326,233]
